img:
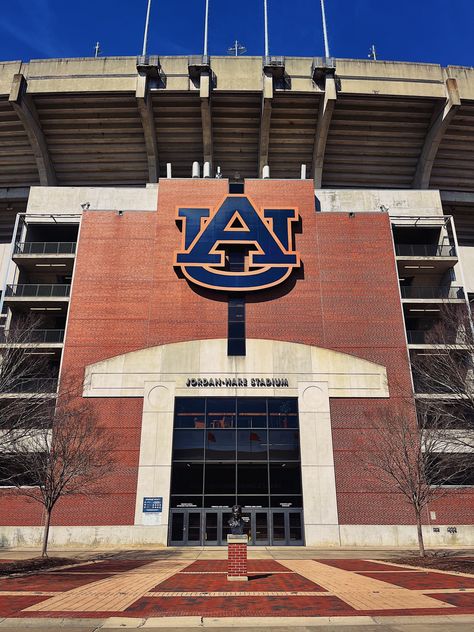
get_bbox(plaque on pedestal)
[227,534,248,543]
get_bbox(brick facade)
[0,178,472,532]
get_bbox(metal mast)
[264,0,269,57]
[320,0,330,58]
[204,0,210,56]
[142,0,152,56]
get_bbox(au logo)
[174,196,300,291]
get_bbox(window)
[268,430,300,461]
[206,398,236,428]
[237,398,266,427]
[205,463,236,494]
[174,398,205,428]
[0,454,45,487]
[171,463,203,494]
[270,462,302,494]
[237,430,267,460]
[426,454,474,486]
[205,429,236,460]
[170,397,302,508]
[228,297,246,356]
[269,398,298,428]
[172,430,204,460]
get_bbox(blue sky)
[0,0,472,66]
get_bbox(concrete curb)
[1,615,474,628]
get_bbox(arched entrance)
[84,338,389,546]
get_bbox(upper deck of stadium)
[0,55,472,200]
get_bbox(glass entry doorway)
[169,508,304,546]
[168,396,304,546]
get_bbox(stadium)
[0,52,473,548]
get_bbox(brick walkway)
[0,556,472,619]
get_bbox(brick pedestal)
[227,534,248,581]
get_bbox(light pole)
[142,0,152,56]
[264,0,269,57]
[320,0,330,59]
[204,0,210,56]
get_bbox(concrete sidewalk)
[1,546,472,561]
[0,614,474,631]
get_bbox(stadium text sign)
[185,377,289,388]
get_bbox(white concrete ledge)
[0,524,472,549]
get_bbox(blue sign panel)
[174,196,300,292]
[143,497,163,513]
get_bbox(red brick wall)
[0,178,471,529]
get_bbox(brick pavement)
[280,560,453,611]
[24,560,191,612]
[0,556,471,620]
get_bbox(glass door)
[187,511,202,545]
[169,510,203,545]
[268,509,304,545]
[271,511,286,545]
[169,511,186,545]
[253,510,270,545]
[204,511,219,545]
[288,510,304,545]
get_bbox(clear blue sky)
[0,0,472,67]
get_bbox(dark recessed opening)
[229,183,244,194]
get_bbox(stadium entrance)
[168,396,304,546]
[169,507,303,546]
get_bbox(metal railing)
[407,331,428,344]
[0,329,64,344]
[14,242,76,255]
[1,378,58,394]
[395,244,456,257]
[401,286,464,300]
[407,330,469,345]
[5,284,70,298]
[264,55,285,67]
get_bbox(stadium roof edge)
[0,56,472,72]
[0,55,472,192]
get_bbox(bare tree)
[0,315,55,455]
[412,303,474,450]
[7,386,115,557]
[358,403,472,556]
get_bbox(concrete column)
[200,72,213,169]
[298,382,340,546]
[133,382,176,545]
[258,73,273,177]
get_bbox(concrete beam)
[136,74,159,183]
[200,72,213,168]
[258,73,273,177]
[441,191,474,206]
[0,187,29,201]
[312,75,337,188]
[413,78,461,189]
[9,74,56,186]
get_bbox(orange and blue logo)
[174,195,300,292]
